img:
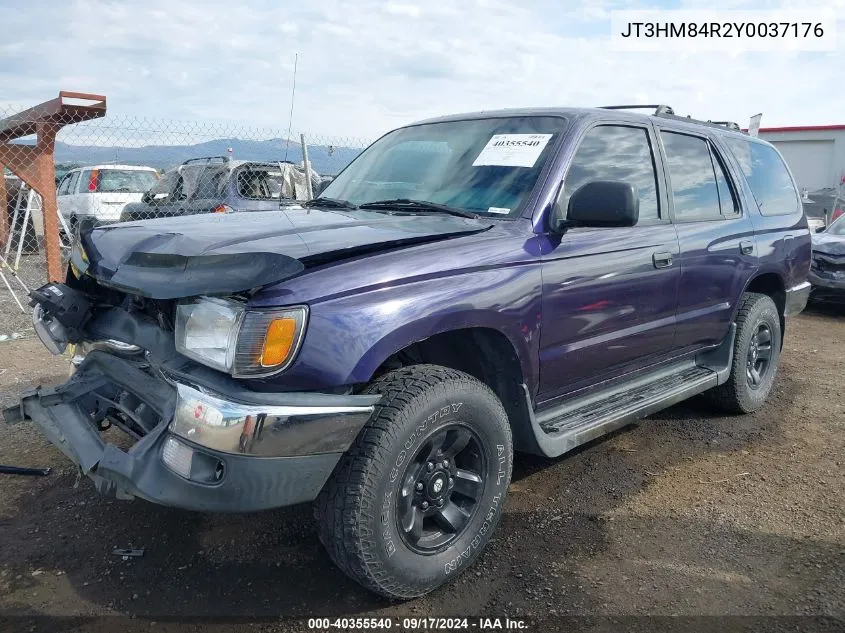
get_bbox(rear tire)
[704,292,781,413]
[316,365,513,599]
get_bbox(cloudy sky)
[1,0,842,143]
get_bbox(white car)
[56,165,159,228]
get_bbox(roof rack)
[709,120,742,131]
[182,156,230,165]
[600,104,675,116]
[600,104,744,134]
[655,112,744,133]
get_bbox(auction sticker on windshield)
[472,134,553,168]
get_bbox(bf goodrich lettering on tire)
[388,402,464,484]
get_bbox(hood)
[812,232,845,256]
[77,209,492,299]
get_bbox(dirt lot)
[0,305,842,630]
[0,254,53,337]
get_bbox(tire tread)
[704,292,780,413]
[315,364,510,599]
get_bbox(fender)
[350,308,535,387]
[265,263,544,393]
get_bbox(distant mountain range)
[51,137,366,176]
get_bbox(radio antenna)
[283,52,298,163]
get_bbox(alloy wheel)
[746,322,773,389]
[395,424,486,554]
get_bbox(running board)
[521,325,735,458]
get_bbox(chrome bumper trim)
[170,383,375,457]
[785,280,812,317]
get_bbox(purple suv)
[6,105,811,599]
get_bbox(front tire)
[316,365,513,599]
[705,292,782,413]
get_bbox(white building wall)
[757,128,845,192]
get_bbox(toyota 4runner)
[4,105,812,599]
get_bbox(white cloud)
[0,0,842,143]
[384,2,423,18]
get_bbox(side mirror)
[815,226,826,233]
[553,181,639,231]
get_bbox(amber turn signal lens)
[260,318,297,367]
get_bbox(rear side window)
[660,132,725,221]
[723,137,799,216]
[563,125,660,221]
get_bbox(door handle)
[653,252,673,268]
[740,240,754,255]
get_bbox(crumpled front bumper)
[3,351,378,512]
[808,268,845,301]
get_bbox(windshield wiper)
[358,199,478,219]
[303,197,358,209]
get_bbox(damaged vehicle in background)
[5,105,811,600]
[809,213,845,303]
[119,157,320,222]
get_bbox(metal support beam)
[0,92,106,282]
[0,167,7,247]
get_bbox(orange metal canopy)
[0,91,107,281]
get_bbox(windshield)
[322,116,566,216]
[827,215,845,236]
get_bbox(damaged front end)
[4,210,493,510]
[4,276,378,512]
[809,248,845,303]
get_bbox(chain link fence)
[1,101,371,336]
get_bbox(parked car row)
[55,158,319,230]
[120,158,320,222]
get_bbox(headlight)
[175,297,307,377]
[175,297,243,372]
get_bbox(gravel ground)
[0,253,52,337]
[0,304,842,631]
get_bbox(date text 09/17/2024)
[307,617,529,630]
